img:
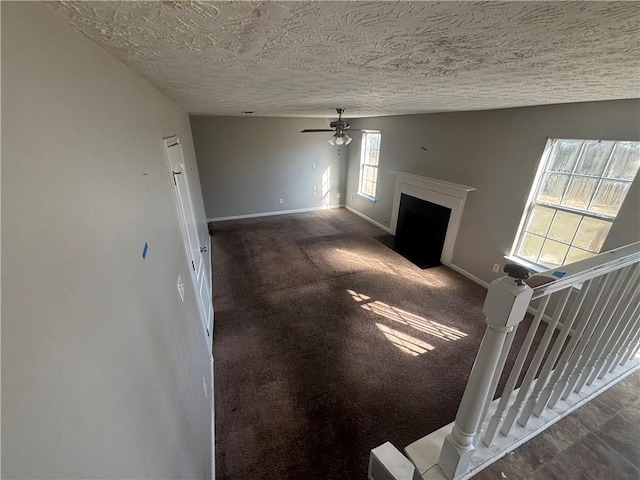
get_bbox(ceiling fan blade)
[300,129,335,133]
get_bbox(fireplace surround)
[387,172,475,266]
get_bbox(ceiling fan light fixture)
[334,135,345,146]
[327,136,336,146]
[344,134,352,145]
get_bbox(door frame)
[163,135,213,350]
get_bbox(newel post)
[439,270,532,479]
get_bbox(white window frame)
[510,138,639,270]
[357,130,381,201]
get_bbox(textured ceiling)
[50,1,640,117]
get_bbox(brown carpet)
[210,208,543,480]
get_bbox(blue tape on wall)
[552,271,566,278]
[142,242,148,259]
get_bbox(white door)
[164,137,213,342]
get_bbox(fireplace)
[379,172,475,268]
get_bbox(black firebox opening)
[376,194,452,269]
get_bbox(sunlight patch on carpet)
[375,323,435,356]
[335,248,397,275]
[348,289,468,344]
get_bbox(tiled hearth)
[473,371,640,480]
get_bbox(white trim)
[163,135,180,148]
[356,191,376,202]
[389,172,476,265]
[207,204,344,222]
[211,355,215,480]
[444,262,489,289]
[344,205,392,233]
[510,138,554,260]
[358,131,382,201]
[504,254,546,273]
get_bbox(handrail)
[371,241,640,480]
[437,240,640,479]
[527,242,640,299]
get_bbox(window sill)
[504,255,546,274]
[356,192,376,203]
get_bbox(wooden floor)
[473,371,640,480]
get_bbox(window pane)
[361,180,376,198]
[547,210,582,243]
[539,239,569,267]
[366,133,380,151]
[573,217,612,252]
[368,150,379,166]
[575,141,615,176]
[537,173,570,205]
[517,233,544,263]
[515,139,640,268]
[548,140,582,173]
[561,176,599,210]
[605,142,640,180]
[525,206,555,235]
[363,165,377,182]
[565,247,594,264]
[589,180,631,216]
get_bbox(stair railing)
[438,241,640,480]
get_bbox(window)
[512,138,640,269]
[358,131,381,200]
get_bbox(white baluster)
[474,328,518,448]
[531,280,592,417]
[589,269,640,382]
[518,288,572,427]
[620,315,640,366]
[547,275,608,409]
[483,296,550,446]
[627,337,640,364]
[573,265,635,393]
[561,269,626,400]
[439,275,532,480]
[606,303,640,374]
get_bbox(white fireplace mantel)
[389,171,476,265]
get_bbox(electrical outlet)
[492,263,500,273]
[336,193,341,199]
[279,198,284,204]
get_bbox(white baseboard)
[344,205,393,234]
[208,204,344,222]
[444,262,490,289]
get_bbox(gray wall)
[346,100,640,284]
[191,116,346,219]
[2,3,212,478]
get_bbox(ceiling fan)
[300,108,360,145]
